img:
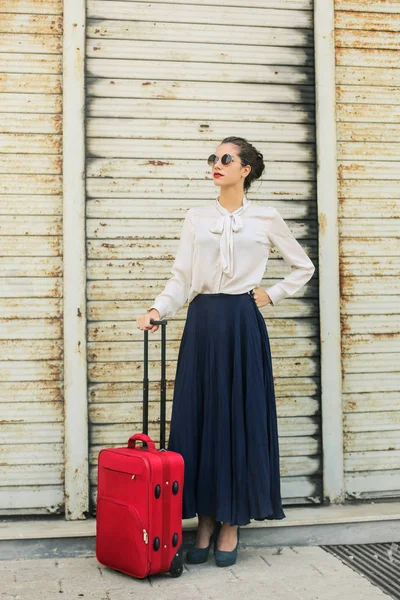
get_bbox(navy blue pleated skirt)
[167,292,286,526]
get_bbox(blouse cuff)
[264,286,285,307]
[147,301,167,321]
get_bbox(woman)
[136,136,315,567]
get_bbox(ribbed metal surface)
[0,0,64,515]
[86,0,320,508]
[322,542,400,599]
[335,3,400,500]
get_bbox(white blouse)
[148,194,315,320]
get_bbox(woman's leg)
[194,515,217,548]
[217,522,239,551]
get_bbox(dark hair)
[220,136,265,192]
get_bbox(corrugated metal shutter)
[86,0,321,508]
[0,1,64,514]
[335,1,400,499]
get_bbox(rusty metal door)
[85,0,321,509]
[335,1,400,500]
[0,1,64,514]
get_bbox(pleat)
[167,292,286,526]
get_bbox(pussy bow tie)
[209,195,251,278]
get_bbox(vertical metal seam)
[314,0,344,502]
[62,0,89,519]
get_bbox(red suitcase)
[96,319,185,578]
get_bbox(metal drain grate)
[321,542,400,599]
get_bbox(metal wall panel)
[0,1,64,514]
[86,0,320,508]
[335,6,400,499]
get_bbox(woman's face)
[211,143,251,189]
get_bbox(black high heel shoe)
[186,521,222,564]
[214,526,240,567]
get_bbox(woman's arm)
[264,208,315,306]
[147,210,194,319]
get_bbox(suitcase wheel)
[169,545,183,578]
[169,564,183,578]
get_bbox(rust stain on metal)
[77,307,82,317]
[319,212,327,236]
[93,46,100,51]
[49,135,61,150]
[74,47,82,73]
[142,82,152,86]
[274,190,301,196]
[156,93,177,99]
[341,314,351,335]
[54,114,62,133]
[147,160,170,166]
[340,163,367,177]
[374,332,398,339]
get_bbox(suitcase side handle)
[128,433,156,451]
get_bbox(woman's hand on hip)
[252,287,272,308]
[136,308,160,333]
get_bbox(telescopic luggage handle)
[143,319,168,449]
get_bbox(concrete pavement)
[0,543,391,600]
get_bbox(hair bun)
[219,136,265,192]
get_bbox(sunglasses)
[207,153,247,167]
